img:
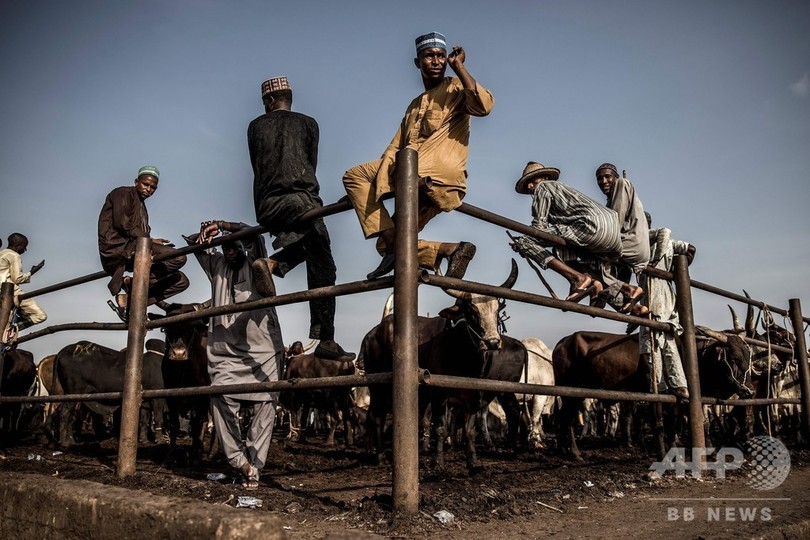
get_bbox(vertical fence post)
[788,299,810,443]
[673,254,706,453]
[117,237,152,478]
[391,148,420,514]
[0,283,15,391]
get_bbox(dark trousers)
[129,243,190,305]
[270,218,336,340]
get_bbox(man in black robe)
[248,76,354,361]
[97,165,188,321]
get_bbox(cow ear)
[439,305,463,320]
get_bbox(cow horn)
[728,305,742,333]
[302,339,317,353]
[443,286,471,300]
[696,325,729,344]
[743,290,756,336]
[499,259,519,290]
[381,293,394,320]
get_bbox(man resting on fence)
[509,161,649,316]
[187,219,285,490]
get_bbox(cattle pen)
[1,148,809,517]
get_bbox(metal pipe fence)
[2,161,808,511]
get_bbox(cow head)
[439,259,518,351]
[729,292,794,375]
[698,326,754,398]
[285,339,316,361]
[153,302,209,362]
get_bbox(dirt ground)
[1,424,809,540]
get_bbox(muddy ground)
[1,426,809,539]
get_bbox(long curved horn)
[728,305,742,333]
[381,292,394,320]
[499,259,519,290]
[743,290,755,336]
[442,259,518,300]
[696,325,729,344]
[302,339,317,353]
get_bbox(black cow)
[0,348,36,442]
[52,339,166,447]
[727,297,793,437]
[553,329,754,460]
[157,302,211,462]
[358,260,524,471]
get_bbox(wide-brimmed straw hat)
[515,161,560,194]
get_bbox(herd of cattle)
[0,262,805,472]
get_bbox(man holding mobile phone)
[343,32,494,280]
[0,233,48,337]
[97,165,189,321]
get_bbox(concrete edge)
[0,472,287,539]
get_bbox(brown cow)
[281,353,355,447]
[553,329,754,461]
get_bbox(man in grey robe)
[509,161,649,316]
[187,219,284,489]
[596,163,650,312]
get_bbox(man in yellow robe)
[343,32,494,279]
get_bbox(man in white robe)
[188,220,284,489]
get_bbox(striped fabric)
[415,32,446,53]
[524,181,622,259]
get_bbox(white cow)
[520,337,556,447]
[479,337,556,448]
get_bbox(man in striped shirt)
[510,162,647,315]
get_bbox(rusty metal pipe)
[417,371,801,406]
[674,254,706,452]
[788,299,810,442]
[391,148,420,514]
[16,322,127,343]
[420,272,670,331]
[457,202,567,247]
[117,237,151,478]
[458,201,799,322]
[0,373,394,403]
[0,282,14,395]
[18,199,355,301]
[2,369,800,407]
[145,277,393,330]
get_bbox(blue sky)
[1,0,809,364]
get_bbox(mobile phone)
[448,49,459,59]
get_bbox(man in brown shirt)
[343,32,494,279]
[97,165,189,321]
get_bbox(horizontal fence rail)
[2,370,799,408]
[4,181,808,514]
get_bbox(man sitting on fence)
[0,233,47,340]
[97,165,189,322]
[509,161,648,316]
[342,31,493,280]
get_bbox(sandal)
[565,276,602,303]
[619,288,644,314]
[107,294,129,323]
[240,463,260,490]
